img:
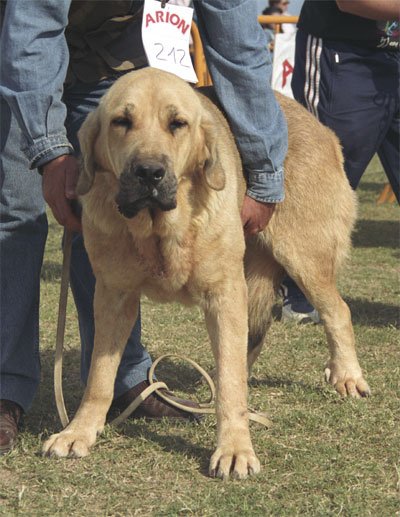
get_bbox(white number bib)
[142,0,198,84]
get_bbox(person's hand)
[42,154,82,232]
[241,195,275,238]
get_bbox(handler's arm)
[336,0,399,20]
[0,0,81,231]
[194,0,288,235]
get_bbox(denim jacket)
[0,0,286,203]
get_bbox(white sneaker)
[281,303,321,324]
[280,282,321,324]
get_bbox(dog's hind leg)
[280,253,371,398]
[244,241,285,374]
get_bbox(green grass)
[1,157,399,516]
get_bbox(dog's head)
[77,68,225,219]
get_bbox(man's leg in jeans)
[0,98,47,413]
[63,78,153,398]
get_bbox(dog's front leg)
[43,283,140,458]
[205,278,260,480]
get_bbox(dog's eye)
[111,117,132,131]
[169,119,188,134]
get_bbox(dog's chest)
[134,234,194,292]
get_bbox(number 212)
[154,43,190,68]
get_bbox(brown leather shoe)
[108,381,202,422]
[0,400,22,454]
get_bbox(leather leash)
[54,228,73,428]
[54,229,272,429]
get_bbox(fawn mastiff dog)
[43,68,370,479]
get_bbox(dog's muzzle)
[115,160,178,218]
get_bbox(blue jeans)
[0,78,152,414]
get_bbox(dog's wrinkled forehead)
[107,99,190,126]
[102,69,200,123]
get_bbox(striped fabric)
[304,35,322,119]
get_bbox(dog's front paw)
[42,427,98,458]
[324,360,371,398]
[209,446,260,480]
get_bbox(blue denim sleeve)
[194,0,288,203]
[0,0,74,169]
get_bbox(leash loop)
[148,353,216,409]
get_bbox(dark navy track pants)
[292,29,399,203]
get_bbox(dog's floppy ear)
[76,108,101,195]
[199,111,225,191]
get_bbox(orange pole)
[191,22,212,87]
[377,183,396,204]
[258,15,299,25]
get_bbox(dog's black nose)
[133,164,166,186]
